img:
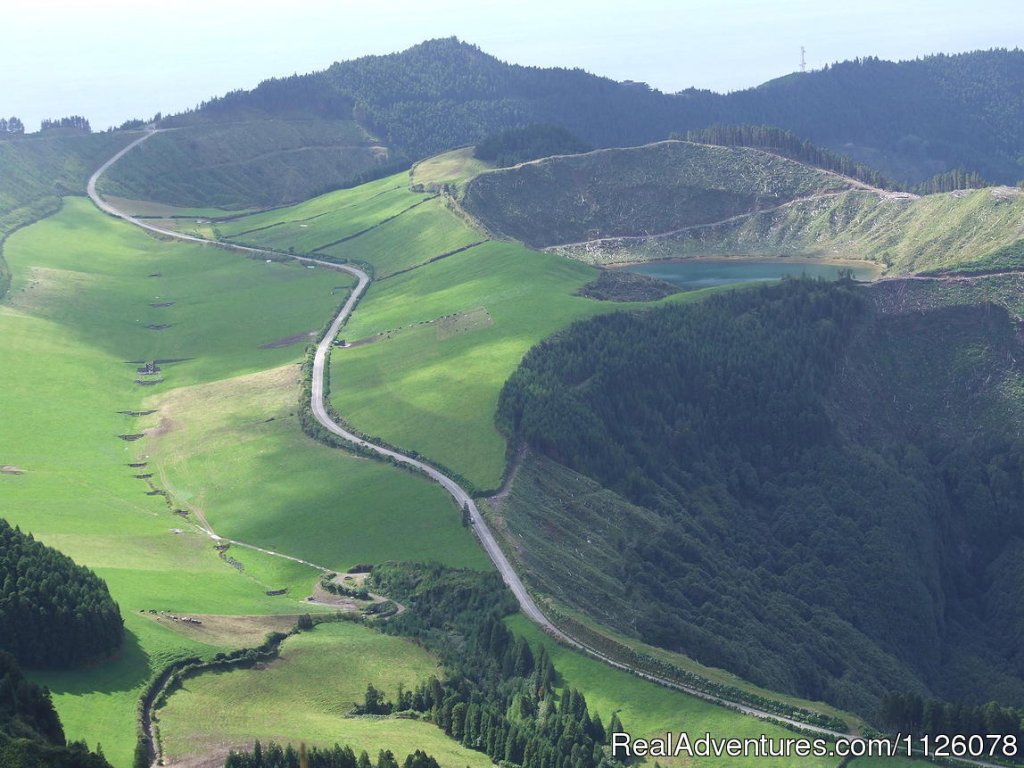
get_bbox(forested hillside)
[0,519,124,668]
[165,39,1024,184]
[496,278,1024,717]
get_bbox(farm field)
[144,363,489,572]
[156,621,493,768]
[0,194,486,766]
[217,175,429,252]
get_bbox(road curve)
[91,134,1004,760]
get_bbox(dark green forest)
[0,651,112,767]
[171,39,1024,184]
[474,125,591,167]
[0,519,124,668]
[497,280,1024,717]
[361,563,622,768]
[226,743,442,768]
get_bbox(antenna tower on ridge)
[800,46,807,73]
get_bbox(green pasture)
[217,175,428,250]
[0,196,483,765]
[329,241,600,489]
[328,240,717,491]
[410,147,493,192]
[6,197,349,387]
[144,364,489,572]
[156,621,492,768]
[318,195,483,277]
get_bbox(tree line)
[878,692,1023,761]
[475,124,591,167]
[684,124,896,189]
[0,117,25,136]
[167,39,1024,184]
[40,116,91,133]
[226,743,442,768]
[0,518,124,668]
[365,563,626,768]
[912,168,988,194]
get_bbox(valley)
[2,32,1024,768]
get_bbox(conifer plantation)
[0,519,124,668]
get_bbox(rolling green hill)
[163,39,1024,184]
[461,141,1024,275]
[496,277,1024,717]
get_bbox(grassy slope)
[99,120,390,210]
[219,176,429,255]
[410,147,493,193]
[507,615,851,768]
[330,242,602,490]
[559,186,1024,275]
[157,622,492,768]
[216,173,605,490]
[318,196,483,277]
[461,141,855,248]
[145,364,489,572]
[0,197,484,765]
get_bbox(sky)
[3,0,1022,131]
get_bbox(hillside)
[461,141,1024,275]
[554,186,1024,275]
[495,277,1024,717]
[461,140,856,248]
[164,39,1024,184]
[0,131,134,297]
[96,120,392,210]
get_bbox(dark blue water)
[622,259,878,289]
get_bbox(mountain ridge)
[164,38,1024,185]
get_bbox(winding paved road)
[89,133,1006,765]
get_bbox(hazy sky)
[3,0,1022,131]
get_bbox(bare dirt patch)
[436,306,493,340]
[140,611,299,648]
[343,334,383,349]
[145,417,176,439]
[259,330,316,349]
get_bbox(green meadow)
[144,363,489,573]
[156,621,493,768]
[217,175,430,254]
[330,241,603,489]
[0,196,484,765]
